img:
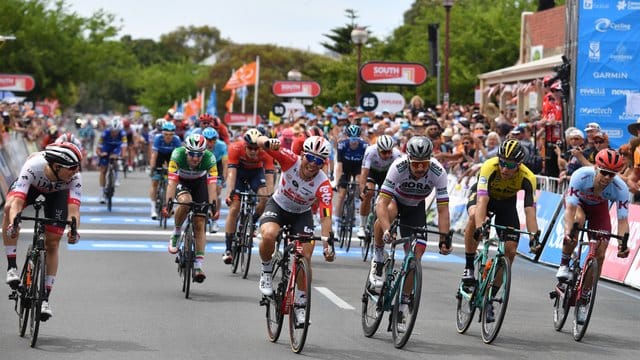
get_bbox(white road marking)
[315,286,355,310]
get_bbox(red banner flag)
[223,62,257,90]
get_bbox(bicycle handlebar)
[571,222,628,249]
[14,212,77,235]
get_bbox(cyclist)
[461,139,539,321]
[203,127,228,232]
[369,137,452,297]
[97,117,128,203]
[55,132,84,152]
[172,112,188,141]
[148,122,182,219]
[3,142,82,320]
[223,129,275,264]
[210,115,231,145]
[357,134,402,238]
[334,124,368,230]
[256,135,335,325]
[122,118,136,172]
[555,149,629,321]
[163,134,218,283]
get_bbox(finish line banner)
[575,2,640,149]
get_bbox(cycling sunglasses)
[304,153,325,166]
[188,151,204,158]
[598,168,617,178]
[60,164,79,171]
[498,158,518,169]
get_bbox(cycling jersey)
[168,147,218,183]
[565,166,629,219]
[8,153,82,206]
[210,141,228,164]
[476,157,537,207]
[362,145,402,172]
[227,141,275,172]
[99,128,127,153]
[380,156,448,207]
[337,138,368,175]
[265,147,332,215]
[152,133,182,155]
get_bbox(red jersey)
[227,141,275,171]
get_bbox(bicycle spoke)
[289,257,311,353]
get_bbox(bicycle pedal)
[259,297,270,306]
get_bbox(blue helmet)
[202,127,219,140]
[346,124,361,138]
[162,122,176,132]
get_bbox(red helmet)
[305,126,324,138]
[199,113,213,122]
[595,148,625,173]
[122,118,131,128]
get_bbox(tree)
[159,25,229,63]
[320,9,373,55]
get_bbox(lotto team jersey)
[362,145,403,172]
[380,156,449,207]
[265,147,332,215]
[168,147,218,183]
[565,166,629,219]
[476,157,537,207]
[9,153,82,205]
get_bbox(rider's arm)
[149,150,158,170]
[375,194,393,232]
[524,206,538,236]
[67,202,81,230]
[522,174,539,237]
[225,167,237,193]
[437,202,450,244]
[474,195,489,231]
[617,217,629,240]
[359,167,370,197]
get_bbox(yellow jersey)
[476,157,537,207]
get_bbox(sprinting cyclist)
[163,134,218,283]
[203,127,228,232]
[148,122,182,219]
[3,142,82,320]
[97,117,128,203]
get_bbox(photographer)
[556,129,587,182]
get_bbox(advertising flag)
[223,62,257,90]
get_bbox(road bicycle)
[230,188,260,279]
[103,156,122,212]
[154,167,169,228]
[8,197,76,348]
[169,199,210,299]
[361,220,452,349]
[360,187,379,262]
[455,215,537,344]
[260,225,329,353]
[549,222,628,341]
[338,180,358,252]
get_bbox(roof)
[478,54,563,84]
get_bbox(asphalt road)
[1,169,639,359]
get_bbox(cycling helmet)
[162,122,176,132]
[306,126,324,138]
[155,118,166,131]
[110,116,122,130]
[244,128,262,145]
[345,124,361,138]
[44,142,82,167]
[595,148,625,173]
[303,136,330,159]
[184,134,206,152]
[173,112,184,121]
[256,124,267,136]
[202,127,219,140]
[122,118,131,128]
[406,136,433,160]
[199,113,214,122]
[497,139,525,163]
[57,132,76,144]
[267,128,278,139]
[376,135,394,152]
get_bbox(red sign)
[360,62,428,86]
[223,113,260,127]
[272,81,321,98]
[0,74,36,92]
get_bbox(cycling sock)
[374,246,385,263]
[6,246,17,269]
[225,233,233,252]
[465,253,476,270]
[45,275,55,300]
[262,260,272,273]
[560,253,570,266]
[195,252,204,268]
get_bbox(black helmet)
[497,139,525,163]
[44,142,82,167]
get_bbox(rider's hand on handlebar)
[617,243,630,258]
[383,230,393,244]
[438,234,452,255]
[161,207,170,218]
[67,231,80,244]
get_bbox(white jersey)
[8,153,83,205]
[380,155,449,207]
[362,145,403,172]
[266,147,333,215]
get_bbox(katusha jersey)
[565,166,629,219]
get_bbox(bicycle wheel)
[361,262,386,337]
[156,184,165,227]
[361,212,375,262]
[481,256,511,344]
[573,258,599,341]
[391,256,422,349]
[17,254,32,337]
[181,224,194,298]
[344,196,355,253]
[240,220,253,279]
[29,251,46,348]
[552,282,571,331]
[289,256,311,354]
[230,217,244,274]
[266,252,285,342]
[455,279,477,334]
[106,168,114,212]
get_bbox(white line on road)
[314,286,355,310]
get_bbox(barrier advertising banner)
[601,204,640,285]
[516,190,563,260]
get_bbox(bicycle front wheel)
[391,256,422,349]
[455,280,477,334]
[266,252,284,342]
[481,256,511,344]
[552,282,571,331]
[361,263,386,337]
[573,258,599,341]
[17,253,32,337]
[289,256,311,354]
[344,197,355,252]
[29,251,46,348]
[182,224,194,299]
[240,221,253,279]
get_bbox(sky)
[65,0,415,54]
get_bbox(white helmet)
[110,116,122,130]
[173,112,184,121]
[376,135,394,152]
[303,136,330,159]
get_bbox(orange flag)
[223,62,257,90]
[225,89,236,112]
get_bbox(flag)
[223,62,257,90]
[225,89,236,112]
[177,99,184,113]
[238,85,249,100]
[206,85,218,116]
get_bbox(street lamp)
[351,27,368,107]
[287,69,302,81]
[443,0,454,106]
